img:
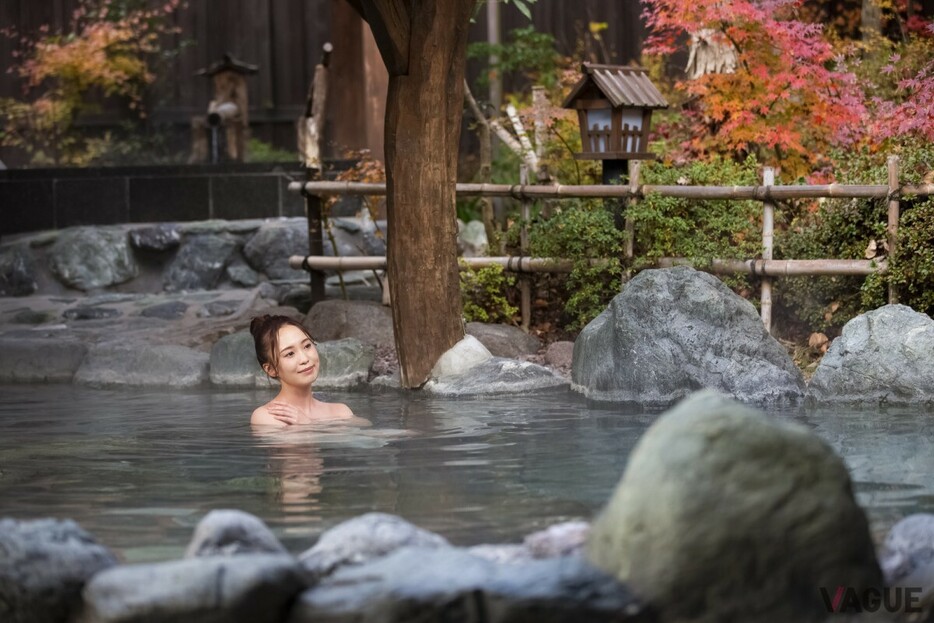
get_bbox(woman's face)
[267,324,320,386]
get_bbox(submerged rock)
[48,228,138,291]
[299,513,449,581]
[572,266,806,406]
[290,546,651,623]
[586,389,881,623]
[140,300,189,320]
[810,304,934,405]
[0,518,117,623]
[63,307,122,321]
[185,510,287,558]
[78,554,307,623]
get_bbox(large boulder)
[0,337,88,382]
[299,513,449,581]
[809,304,934,405]
[0,244,39,296]
[75,343,209,387]
[466,322,542,359]
[289,546,651,623]
[304,299,395,350]
[572,266,806,406]
[316,338,375,388]
[210,331,264,386]
[0,518,117,623]
[185,510,287,558]
[163,234,239,292]
[242,220,308,281]
[586,390,881,623]
[48,228,138,291]
[78,554,307,623]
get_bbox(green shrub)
[460,262,518,324]
[889,200,934,315]
[776,138,934,332]
[633,156,763,268]
[528,201,623,331]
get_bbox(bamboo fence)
[289,156,934,334]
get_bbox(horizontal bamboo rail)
[291,165,930,331]
[291,255,885,277]
[289,255,603,273]
[289,180,934,201]
[657,258,886,276]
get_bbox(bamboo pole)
[519,164,532,331]
[290,255,884,277]
[657,258,885,276]
[290,180,934,200]
[625,160,640,283]
[761,167,775,333]
[887,156,900,304]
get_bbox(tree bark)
[363,0,472,387]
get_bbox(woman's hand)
[266,401,305,426]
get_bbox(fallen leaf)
[864,239,877,259]
[808,332,829,349]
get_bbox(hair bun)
[249,315,271,337]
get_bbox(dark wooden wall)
[0,0,645,166]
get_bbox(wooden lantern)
[562,63,668,161]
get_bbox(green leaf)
[509,0,533,21]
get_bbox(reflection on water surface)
[0,384,931,562]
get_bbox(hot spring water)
[0,384,931,562]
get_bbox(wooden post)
[624,160,640,284]
[887,155,900,304]
[519,164,532,331]
[761,167,775,333]
[299,43,332,306]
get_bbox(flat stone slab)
[75,343,209,387]
[0,337,88,382]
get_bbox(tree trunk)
[382,0,472,387]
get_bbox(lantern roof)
[562,63,668,110]
[197,53,259,77]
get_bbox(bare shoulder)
[251,404,283,427]
[328,401,355,419]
